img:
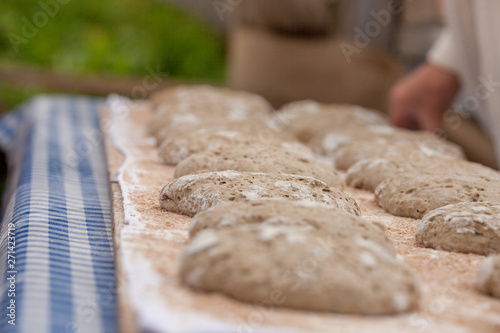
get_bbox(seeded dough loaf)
[154,112,271,146]
[477,255,500,298]
[173,145,343,189]
[180,224,420,314]
[347,156,500,192]
[308,123,396,158]
[375,173,500,219]
[149,84,272,120]
[148,85,273,135]
[189,200,394,255]
[274,100,388,143]
[158,127,308,165]
[416,202,500,255]
[149,98,268,137]
[334,135,464,170]
[160,171,360,217]
[147,86,273,144]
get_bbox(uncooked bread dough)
[189,200,394,256]
[375,173,500,219]
[334,134,464,170]
[308,123,396,158]
[173,144,344,189]
[160,171,360,217]
[477,255,500,298]
[149,98,268,137]
[416,202,500,255]
[347,156,500,192]
[158,127,308,165]
[347,157,418,192]
[274,100,388,143]
[180,224,420,314]
[149,84,272,116]
[154,112,271,145]
[147,86,272,144]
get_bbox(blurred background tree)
[0,0,226,110]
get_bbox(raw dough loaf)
[416,202,500,255]
[477,255,500,298]
[149,84,272,114]
[347,156,500,192]
[147,86,272,144]
[375,173,500,219]
[153,111,271,145]
[180,224,420,314]
[308,123,396,158]
[149,98,267,136]
[274,100,388,143]
[334,134,464,170]
[160,171,360,217]
[173,144,343,189]
[189,200,395,257]
[158,127,308,165]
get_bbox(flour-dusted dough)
[477,255,500,298]
[347,156,500,192]
[308,123,396,158]
[149,98,268,137]
[149,84,273,111]
[334,134,464,170]
[149,84,272,118]
[173,144,344,189]
[416,202,500,255]
[158,127,308,165]
[180,224,420,314]
[274,100,388,143]
[188,200,394,255]
[375,173,500,219]
[160,171,360,217]
[147,86,272,144]
[154,113,271,146]
[347,157,415,192]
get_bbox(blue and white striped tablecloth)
[0,96,117,333]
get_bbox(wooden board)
[103,98,500,333]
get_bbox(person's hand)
[389,63,460,131]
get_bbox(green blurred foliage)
[0,85,53,110]
[0,0,226,109]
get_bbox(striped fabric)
[0,96,117,333]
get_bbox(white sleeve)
[426,28,461,74]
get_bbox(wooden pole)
[0,66,213,98]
